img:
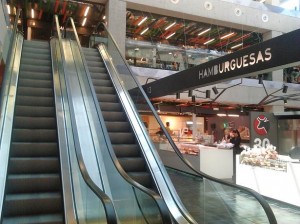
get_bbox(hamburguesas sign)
[143,28,300,98]
[199,48,272,79]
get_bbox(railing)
[93,22,278,224]
[0,8,23,220]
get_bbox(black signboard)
[250,111,278,148]
[143,29,300,98]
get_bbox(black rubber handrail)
[92,21,278,224]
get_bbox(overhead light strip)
[140,27,149,35]
[31,9,34,19]
[204,38,215,45]
[166,32,176,39]
[220,32,235,39]
[138,17,147,26]
[198,28,211,36]
[82,17,87,26]
[165,22,176,30]
[84,6,90,17]
[231,43,243,49]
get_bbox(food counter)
[236,146,300,207]
[156,142,233,179]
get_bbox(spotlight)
[284,99,287,104]
[282,84,288,93]
[206,90,211,98]
[258,75,263,84]
[192,95,196,103]
[176,92,180,99]
[188,90,193,97]
[212,86,219,94]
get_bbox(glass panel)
[69,145,107,224]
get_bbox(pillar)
[263,31,283,82]
[105,0,126,56]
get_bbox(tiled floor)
[167,168,300,224]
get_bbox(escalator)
[2,40,64,223]
[82,47,154,190]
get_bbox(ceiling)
[126,9,262,52]
[6,0,262,52]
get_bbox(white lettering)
[236,57,243,68]
[243,55,249,67]
[230,59,236,70]
[256,51,264,63]
[219,63,224,74]
[224,61,230,72]
[264,48,272,61]
[249,53,256,65]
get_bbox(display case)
[236,145,300,207]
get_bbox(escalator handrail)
[93,22,278,224]
[0,8,23,220]
[53,15,118,224]
[0,8,22,140]
[97,43,196,224]
[64,17,172,224]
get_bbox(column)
[105,0,126,56]
[192,113,197,141]
[263,30,287,113]
[263,31,283,82]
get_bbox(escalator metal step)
[14,117,56,129]
[18,78,53,88]
[109,132,136,144]
[14,105,55,117]
[94,86,115,95]
[113,144,140,157]
[21,58,51,67]
[21,51,51,61]
[2,213,64,224]
[90,72,109,80]
[6,174,61,194]
[17,87,53,97]
[128,172,153,188]
[16,96,54,107]
[3,192,62,217]
[100,102,122,111]
[10,142,58,157]
[8,158,60,174]
[105,121,131,132]
[97,94,118,103]
[92,79,112,87]
[102,111,126,121]
[20,64,52,73]
[86,60,105,68]
[12,129,57,142]
[19,71,52,81]
[87,66,106,74]
[118,158,146,172]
